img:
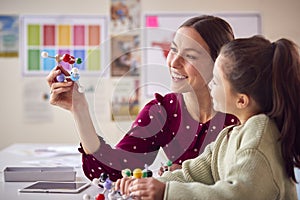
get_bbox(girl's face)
[167,27,214,94]
[209,55,238,114]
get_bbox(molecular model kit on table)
[83,164,153,200]
[41,51,85,93]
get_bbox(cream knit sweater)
[158,114,297,200]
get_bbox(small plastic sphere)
[62,54,71,62]
[166,160,173,167]
[100,172,109,183]
[92,178,100,186]
[70,73,80,81]
[41,51,48,58]
[76,58,82,64]
[70,68,80,81]
[78,85,85,93]
[95,193,105,200]
[68,56,75,64]
[142,169,153,178]
[121,168,131,177]
[82,193,91,200]
[71,67,79,74]
[103,178,112,190]
[132,168,142,179]
[56,73,65,82]
[55,54,61,63]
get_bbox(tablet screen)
[19,181,90,193]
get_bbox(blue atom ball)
[56,74,65,82]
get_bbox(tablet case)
[4,167,76,182]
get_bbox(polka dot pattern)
[79,93,239,181]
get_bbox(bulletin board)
[20,15,108,76]
[142,13,262,98]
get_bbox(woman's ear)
[236,93,250,109]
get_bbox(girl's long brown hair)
[220,35,300,182]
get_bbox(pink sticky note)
[146,16,158,27]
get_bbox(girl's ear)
[236,93,250,109]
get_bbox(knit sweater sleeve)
[157,141,215,185]
[158,116,282,200]
[162,149,279,200]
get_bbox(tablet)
[18,181,90,193]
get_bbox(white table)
[0,143,102,200]
[1,143,299,199]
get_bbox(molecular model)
[41,51,85,93]
[83,164,153,200]
[160,160,173,173]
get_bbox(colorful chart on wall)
[142,13,262,98]
[20,15,107,76]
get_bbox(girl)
[46,15,238,181]
[116,36,300,199]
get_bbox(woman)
[46,15,238,181]
[116,36,300,199]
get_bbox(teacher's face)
[167,27,213,94]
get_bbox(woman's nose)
[169,53,184,68]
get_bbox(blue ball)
[56,74,65,82]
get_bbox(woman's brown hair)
[180,15,234,61]
[220,35,300,182]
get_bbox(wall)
[0,0,299,150]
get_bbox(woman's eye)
[185,54,197,60]
[170,47,177,53]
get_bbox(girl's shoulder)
[233,114,279,149]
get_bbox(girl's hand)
[158,163,182,176]
[129,177,165,200]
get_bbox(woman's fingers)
[116,177,134,196]
[46,67,61,86]
[50,81,73,94]
[46,65,70,87]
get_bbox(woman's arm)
[79,95,171,181]
[72,96,100,154]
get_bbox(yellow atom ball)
[133,168,142,179]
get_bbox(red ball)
[95,193,105,200]
[62,54,71,62]
[68,56,75,64]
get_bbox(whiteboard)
[142,13,261,98]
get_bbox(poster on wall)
[142,13,262,98]
[0,15,19,57]
[110,0,141,35]
[109,0,142,121]
[110,0,141,77]
[20,15,107,76]
[110,77,140,121]
[110,31,141,76]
